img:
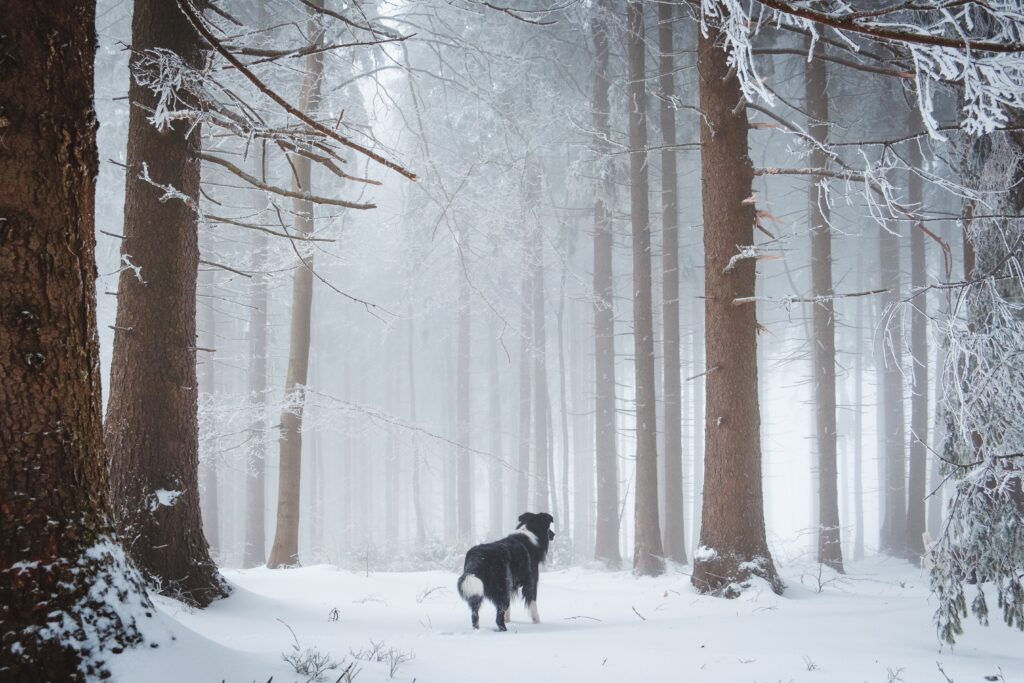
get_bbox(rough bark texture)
[104,0,227,606]
[0,4,154,677]
[457,235,473,541]
[627,0,665,577]
[198,261,221,558]
[691,24,782,596]
[807,46,844,572]
[905,119,928,561]
[267,12,324,567]
[591,0,621,569]
[658,0,686,565]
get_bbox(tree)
[267,4,326,567]
[806,43,844,573]
[932,122,1024,644]
[530,157,551,514]
[905,107,929,562]
[691,16,782,596]
[104,0,227,605]
[591,0,621,569]
[0,3,153,677]
[658,0,687,566]
[456,231,474,541]
[627,0,665,577]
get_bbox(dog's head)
[517,512,555,554]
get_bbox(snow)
[150,489,182,511]
[109,557,1024,683]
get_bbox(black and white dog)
[456,512,555,631]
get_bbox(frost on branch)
[700,0,1024,137]
[930,129,1024,644]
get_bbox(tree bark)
[104,0,226,605]
[853,255,866,561]
[879,221,907,557]
[267,7,324,567]
[1,4,154,678]
[905,115,928,561]
[627,0,665,577]
[243,202,269,568]
[691,22,782,596]
[592,0,621,569]
[658,0,686,565]
[807,44,844,572]
[198,261,221,559]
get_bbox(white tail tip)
[460,574,484,598]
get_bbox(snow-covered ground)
[111,557,1023,682]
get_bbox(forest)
[1,0,1023,681]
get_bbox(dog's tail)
[457,572,484,602]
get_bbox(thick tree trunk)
[198,262,221,559]
[627,0,665,577]
[104,0,226,605]
[0,5,153,677]
[807,45,844,572]
[905,120,928,561]
[658,0,686,565]
[691,23,782,596]
[267,12,324,567]
[457,237,473,541]
[879,221,907,557]
[592,0,620,569]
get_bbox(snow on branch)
[702,0,1024,136]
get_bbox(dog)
[457,511,555,631]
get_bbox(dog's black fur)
[456,512,555,631]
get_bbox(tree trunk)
[658,0,686,565]
[691,22,782,596]
[408,308,427,546]
[807,44,844,572]
[104,0,226,605]
[457,236,473,541]
[905,117,928,561]
[0,5,154,677]
[242,159,269,569]
[592,0,621,569]
[530,161,551,514]
[627,0,665,577]
[557,258,572,537]
[879,221,907,557]
[489,319,505,538]
[267,9,324,567]
[853,256,866,561]
[198,261,221,559]
[516,243,533,514]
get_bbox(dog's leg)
[523,576,540,624]
[469,595,482,629]
[496,602,509,632]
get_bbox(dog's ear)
[538,512,554,525]
[518,512,534,524]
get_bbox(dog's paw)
[529,601,540,624]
